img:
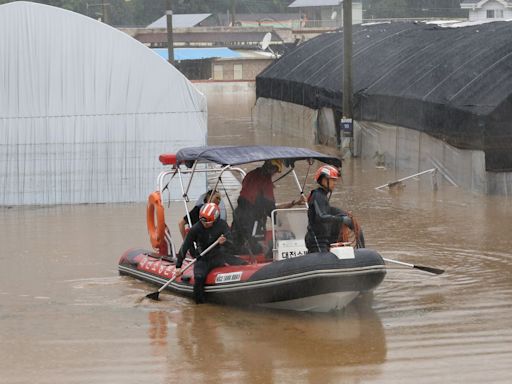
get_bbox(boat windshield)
[271,208,309,260]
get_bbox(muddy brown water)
[1,90,511,383]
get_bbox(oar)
[383,257,445,275]
[145,238,221,301]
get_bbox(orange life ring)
[147,191,166,250]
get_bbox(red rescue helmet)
[314,165,341,184]
[199,202,220,223]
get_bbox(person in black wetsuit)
[178,190,223,239]
[305,165,364,253]
[175,203,247,304]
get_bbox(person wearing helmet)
[232,159,305,254]
[178,189,224,239]
[305,165,355,253]
[175,202,247,303]
[194,190,228,219]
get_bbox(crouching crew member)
[305,165,364,253]
[175,203,247,304]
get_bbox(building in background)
[153,48,273,80]
[133,27,285,50]
[146,13,220,28]
[288,0,363,27]
[461,0,512,21]
[217,13,298,28]
[130,28,284,81]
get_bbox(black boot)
[193,279,205,304]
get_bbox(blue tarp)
[153,47,241,61]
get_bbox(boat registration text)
[215,272,243,283]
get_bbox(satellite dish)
[331,11,337,20]
[260,32,272,50]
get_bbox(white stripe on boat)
[119,264,385,294]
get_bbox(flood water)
[1,88,512,384]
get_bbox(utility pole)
[341,0,353,153]
[230,0,236,26]
[166,0,174,65]
[101,0,109,24]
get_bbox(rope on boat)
[338,212,362,248]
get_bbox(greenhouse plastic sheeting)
[257,21,512,171]
[0,2,207,205]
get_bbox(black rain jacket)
[176,219,233,269]
[305,187,347,253]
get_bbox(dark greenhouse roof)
[256,21,512,171]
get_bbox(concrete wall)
[251,97,512,195]
[193,80,256,97]
[192,81,256,118]
[212,59,273,81]
[252,98,339,146]
[317,108,338,146]
[355,120,512,195]
[252,97,317,143]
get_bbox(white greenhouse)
[0,2,207,205]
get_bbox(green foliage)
[0,1,467,25]
[363,0,466,19]
[0,0,292,26]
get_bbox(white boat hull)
[258,291,360,313]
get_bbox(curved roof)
[0,2,207,205]
[256,21,512,170]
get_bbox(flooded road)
[1,88,512,383]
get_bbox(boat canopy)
[172,145,342,168]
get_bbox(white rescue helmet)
[314,165,341,184]
[199,203,220,223]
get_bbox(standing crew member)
[175,203,247,304]
[231,159,303,254]
[305,165,358,253]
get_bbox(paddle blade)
[146,291,161,301]
[414,265,445,275]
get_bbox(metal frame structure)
[154,159,315,260]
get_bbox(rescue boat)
[118,145,386,312]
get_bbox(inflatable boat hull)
[118,248,386,312]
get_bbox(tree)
[0,0,293,26]
[363,0,466,19]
